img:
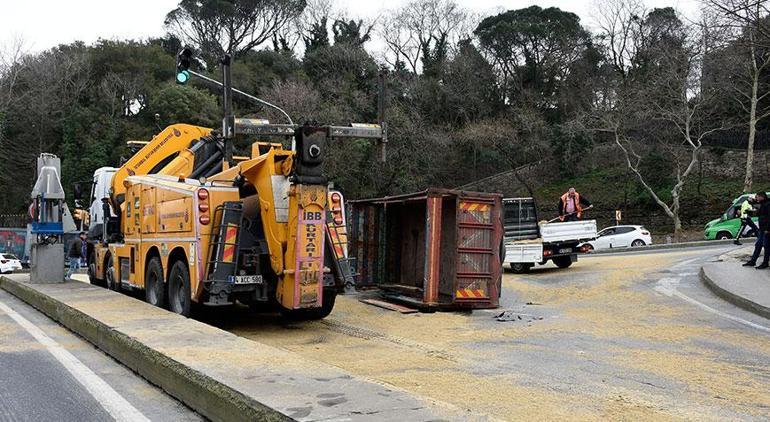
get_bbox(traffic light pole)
[182,69,294,127]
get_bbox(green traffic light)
[176,70,190,84]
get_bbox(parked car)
[0,253,23,273]
[581,225,652,251]
[704,193,764,240]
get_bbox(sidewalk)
[0,274,463,422]
[700,247,770,319]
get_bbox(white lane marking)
[0,299,150,422]
[670,257,701,269]
[654,278,770,333]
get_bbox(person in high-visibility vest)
[558,187,592,222]
[734,195,758,245]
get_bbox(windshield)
[2,254,18,259]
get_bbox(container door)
[455,199,497,301]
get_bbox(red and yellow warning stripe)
[326,224,348,258]
[222,224,238,263]
[460,202,491,212]
[455,288,487,299]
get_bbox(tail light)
[543,249,553,257]
[641,231,649,235]
[198,188,210,225]
[328,191,344,225]
[580,245,591,253]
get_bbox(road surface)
[203,244,770,420]
[0,288,201,422]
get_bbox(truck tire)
[145,257,166,308]
[510,263,532,274]
[105,254,120,292]
[88,255,105,287]
[553,256,573,269]
[281,289,337,321]
[167,260,191,317]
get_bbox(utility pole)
[377,71,388,163]
[221,55,234,167]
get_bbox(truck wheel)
[281,289,337,321]
[88,256,105,287]
[168,260,191,317]
[145,257,166,308]
[510,263,531,274]
[553,256,573,269]
[105,255,120,292]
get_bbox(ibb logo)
[304,211,322,221]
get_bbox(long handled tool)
[548,205,594,223]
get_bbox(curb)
[699,267,770,320]
[589,239,735,255]
[0,276,290,422]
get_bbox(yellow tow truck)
[82,52,379,318]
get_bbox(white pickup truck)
[503,197,597,273]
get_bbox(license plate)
[558,248,572,254]
[230,275,263,284]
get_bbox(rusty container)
[349,189,503,310]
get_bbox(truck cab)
[86,166,118,238]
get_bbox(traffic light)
[176,48,193,85]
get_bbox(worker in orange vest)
[558,187,591,222]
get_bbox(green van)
[704,194,762,240]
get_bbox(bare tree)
[591,0,647,81]
[0,36,28,114]
[593,14,726,236]
[379,0,469,73]
[273,0,334,53]
[164,0,306,63]
[702,0,770,191]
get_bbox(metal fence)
[0,214,28,228]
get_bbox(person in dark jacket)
[744,192,770,269]
[66,232,87,280]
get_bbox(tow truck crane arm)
[109,123,212,210]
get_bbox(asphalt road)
[0,289,202,422]
[204,244,770,420]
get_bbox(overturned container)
[349,189,503,310]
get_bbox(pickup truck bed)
[502,197,597,273]
[540,220,597,243]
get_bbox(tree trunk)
[745,45,760,192]
[673,214,683,241]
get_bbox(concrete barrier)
[0,275,456,421]
[588,239,735,255]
